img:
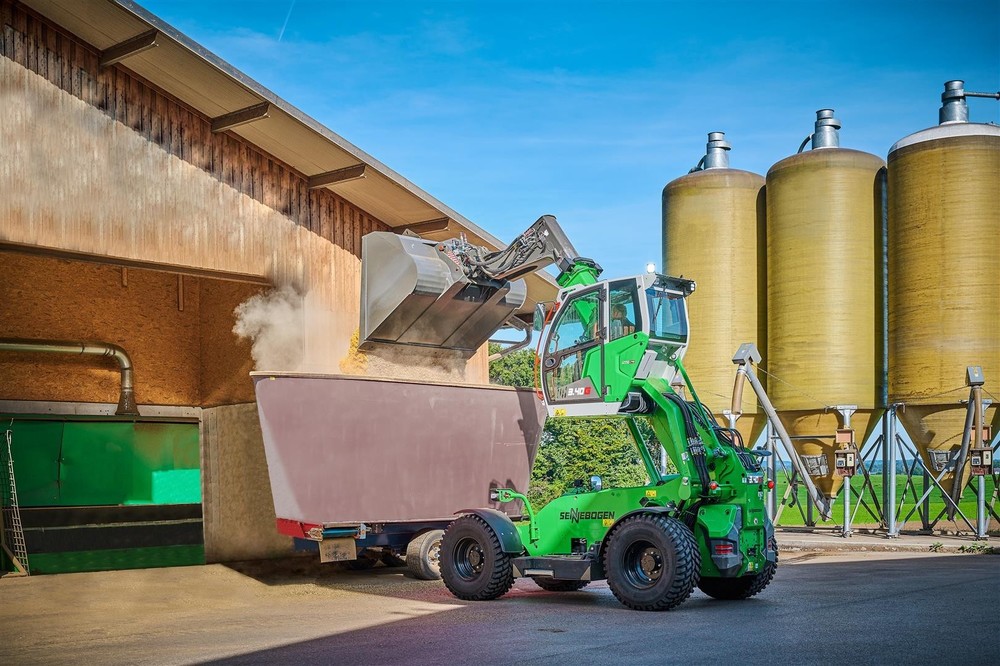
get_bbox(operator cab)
[538,273,695,417]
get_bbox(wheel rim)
[428,538,442,572]
[453,536,486,580]
[622,540,664,589]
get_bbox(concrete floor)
[2,548,997,665]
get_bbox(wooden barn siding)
[0,2,490,564]
[0,0,387,252]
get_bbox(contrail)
[278,0,296,43]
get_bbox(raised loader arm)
[456,214,596,283]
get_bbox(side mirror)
[533,302,553,332]
[590,475,603,492]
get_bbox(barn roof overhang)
[20,0,558,311]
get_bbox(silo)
[766,111,886,500]
[888,81,1000,496]
[662,132,766,446]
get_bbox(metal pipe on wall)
[0,339,138,415]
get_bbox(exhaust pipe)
[0,339,138,415]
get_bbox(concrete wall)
[201,403,292,562]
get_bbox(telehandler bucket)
[360,232,526,352]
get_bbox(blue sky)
[141,0,999,280]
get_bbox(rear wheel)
[531,577,590,592]
[440,516,514,601]
[604,514,700,611]
[406,529,444,580]
[699,546,777,600]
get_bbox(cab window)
[646,288,687,342]
[608,281,640,341]
[547,289,601,354]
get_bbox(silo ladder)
[1,427,29,575]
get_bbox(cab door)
[540,284,606,409]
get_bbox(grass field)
[770,472,999,529]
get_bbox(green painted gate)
[1,416,204,574]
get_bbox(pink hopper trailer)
[252,372,545,578]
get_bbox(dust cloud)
[233,286,305,371]
[234,287,476,382]
[233,286,343,373]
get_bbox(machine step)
[512,555,602,581]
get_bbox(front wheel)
[698,548,777,600]
[440,515,514,601]
[604,514,700,611]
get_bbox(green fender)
[455,508,525,554]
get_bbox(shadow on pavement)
[204,554,999,666]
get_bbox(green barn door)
[2,417,204,574]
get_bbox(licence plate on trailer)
[319,537,356,563]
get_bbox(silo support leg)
[976,476,988,539]
[842,476,853,537]
[885,410,899,537]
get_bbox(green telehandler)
[361,214,777,611]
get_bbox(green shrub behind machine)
[360,215,780,611]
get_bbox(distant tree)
[529,417,651,507]
[487,343,535,387]
[488,345,666,509]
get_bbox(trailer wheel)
[603,514,700,611]
[698,541,778,600]
[405,529,444,580]
[440,515,514,601]
[531,577,590,592]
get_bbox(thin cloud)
[277,0,296,43]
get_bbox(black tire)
[440,515,514,601]
[406,529,444,580]
[698,546,777,600]
[531,577,590,592]
[603,514,700,611]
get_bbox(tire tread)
[603,513,700,611]
[441,516,514,601]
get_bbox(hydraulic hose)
[663,392,712,491]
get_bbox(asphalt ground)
[2,544,997,665]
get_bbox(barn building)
[0,0,554,573]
